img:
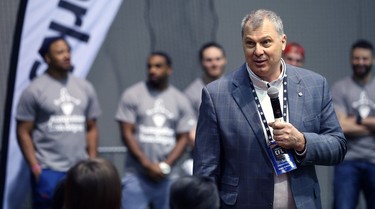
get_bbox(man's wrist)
[295,132,306,152]
[295,146,307,156]
[158,162,171,175]
[31,163,41,173]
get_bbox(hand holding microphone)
[267,86,305,151]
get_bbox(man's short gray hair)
[241,9,284,38]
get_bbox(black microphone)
[267,86,283,122]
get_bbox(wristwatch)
[158,162,171,175]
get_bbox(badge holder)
[266,84,297,175]
[250,79,297,175]
[267,140,297,176]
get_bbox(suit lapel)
[231,65,269,154]
[286,68,304,130]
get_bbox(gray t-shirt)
[331,76,375,164]
[16,73,101,171]
[115,81,195,175]
[184,77,205,118]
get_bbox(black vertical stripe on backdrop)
[0,0,28,207]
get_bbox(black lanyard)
[249,75,288,145]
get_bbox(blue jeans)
[31,169,66,209]
[121,173,173,209]
[333,160,375,209]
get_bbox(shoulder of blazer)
[287,65,325,84]
[231,64,248,88]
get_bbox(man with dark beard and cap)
[331,39,375,209]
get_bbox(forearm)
[302,132,346,166]
[123,134,153,167]
[86,127,98,158]
[164,133,188,166]
[16,121,40,168]
[17,133,38,168]
[340,120,371,136]
[302,92,347,165]
[86,119,98,158]
[17,121,42,180]
[118,122,152,167]
[188,126,196,148]
[362,116,375,132]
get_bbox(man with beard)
[16,36,101,209]
[115,52,194,209]
[331,39,375,209]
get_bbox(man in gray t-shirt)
[184,42,227,118]
[16,36,101,209]
[182,42,226,175]
[116,52,194,209]
[331,39,375,209]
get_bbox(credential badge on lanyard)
[250,75,297,175]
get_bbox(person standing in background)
[193,9,347,208]
[331,39,375,209]
[184,42,227,118]
[115,51,194,209]
[282,42,305,67]
[16,36,101,209]
[182,42,227,175]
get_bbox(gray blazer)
[193,64,347,209]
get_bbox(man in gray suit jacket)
[193,9,347,209]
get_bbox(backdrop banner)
[1,0,122,208]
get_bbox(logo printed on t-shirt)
[54,88,81,115]
[352,91,375,118]
[146,98,174,127]
[138,98,175,145]
[47,88,85,133]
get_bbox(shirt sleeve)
[85,82,102,119]
[176,94,196,134]
[115,89,137,123]
[16,87,38,121]
[330,82,347,115]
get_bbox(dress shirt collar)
[246,59,286,90]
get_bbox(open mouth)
[254,59,266,66]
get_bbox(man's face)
[242,18,286,82]
[45,39,71,71]
[201,47,226,79]
[284,47,304,67]
[351,48,373,79]
[147,55,171,86]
